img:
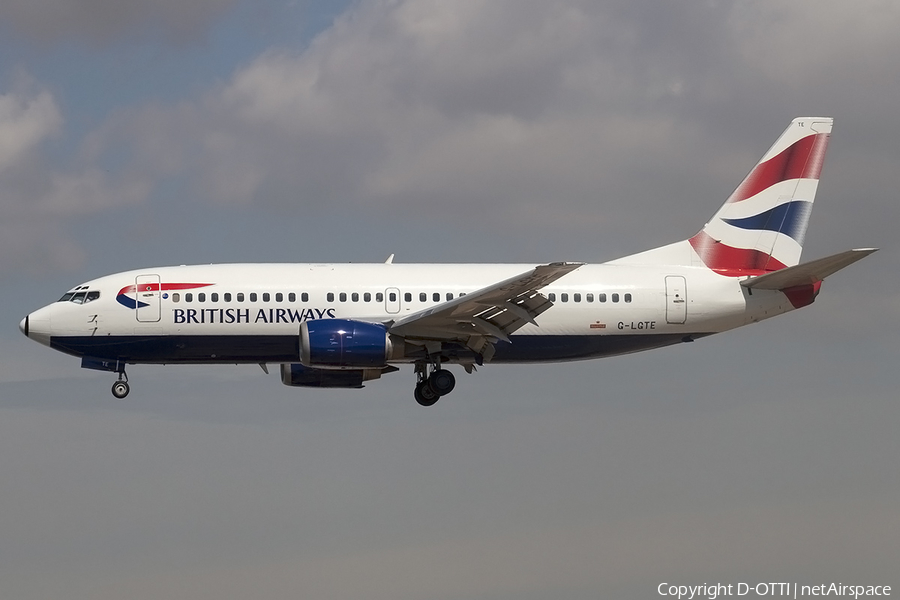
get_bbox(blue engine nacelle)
[280,363,368,388]
[300,319,392,369]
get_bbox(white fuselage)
[22,262,797,366]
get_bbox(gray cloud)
[0,81,61,172]
[1,348,897,599]
[0,0,238,45]
[69,0,897,257]
[4,0,898,279]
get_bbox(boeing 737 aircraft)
[20,118,875,405]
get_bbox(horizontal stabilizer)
[741,248,877,290]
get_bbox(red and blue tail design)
[689,117,832,276]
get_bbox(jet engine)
[300,319,392,369]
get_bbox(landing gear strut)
[111,370,130,399]
[413,357,456,407]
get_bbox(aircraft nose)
[21,308,52,346]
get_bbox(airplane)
[19,117,876,406]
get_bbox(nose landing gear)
[111,371,130,399]
[413,359,456,407]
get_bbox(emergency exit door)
[385,287,401,314]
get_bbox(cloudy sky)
[1,1,898,598]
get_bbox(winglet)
[741,248,877,290]
[385,254,395,264]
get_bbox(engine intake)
[300,319,391,369]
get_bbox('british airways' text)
[173,307,337,324]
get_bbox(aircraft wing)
[388,262,583,361]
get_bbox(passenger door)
[665,276,687,324]
[135,274,161,322]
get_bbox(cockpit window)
[58,290,100,304]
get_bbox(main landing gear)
[111,371,130,399]
[414,359,456,407]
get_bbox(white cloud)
[0,78,150,273]
[8,0,900,271]
[36,169,151,216]
[0,84,62,172]
[100,0,900,240]
[105,0,703,228]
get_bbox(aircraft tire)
[112,381,130,399]
[428,369,456,396]
[415,381,439,407]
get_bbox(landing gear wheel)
[111,380,130,399]
[414,381,439,407]
[428,369,456,396]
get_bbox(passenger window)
[237,293,244,302]
[327,293,334,302]
[419,292,426,302]
[364,292,371,302]
[460,292,466,296]
[172,293,180,303]
[301,293,308,302]
[224,293,232,302]
[288,293,295,302]
[586,293,594,302]
[276,293,283,302]
[433,293,440,302]
[387,292,395,302]
[250,293,258,302]
[339,292,347,302]
[211,293,219,302]
[447,293,453,301]
[548,293,556,301]
[561,293,568,302]
[612,293,619,303]
[351,292,358,302]
[198,293,206,302]
[263,292,270,302]
[404,292,412,302]
[574,293,581,302]
[377,292,384,302]
[185,293,193,302]
[599,293,607,303]
[624,293,632,303]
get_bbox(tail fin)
[689,117,832,275]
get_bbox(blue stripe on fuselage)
[51,333,708,365]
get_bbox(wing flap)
[389,262,583,358]
[741,248,877,290]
